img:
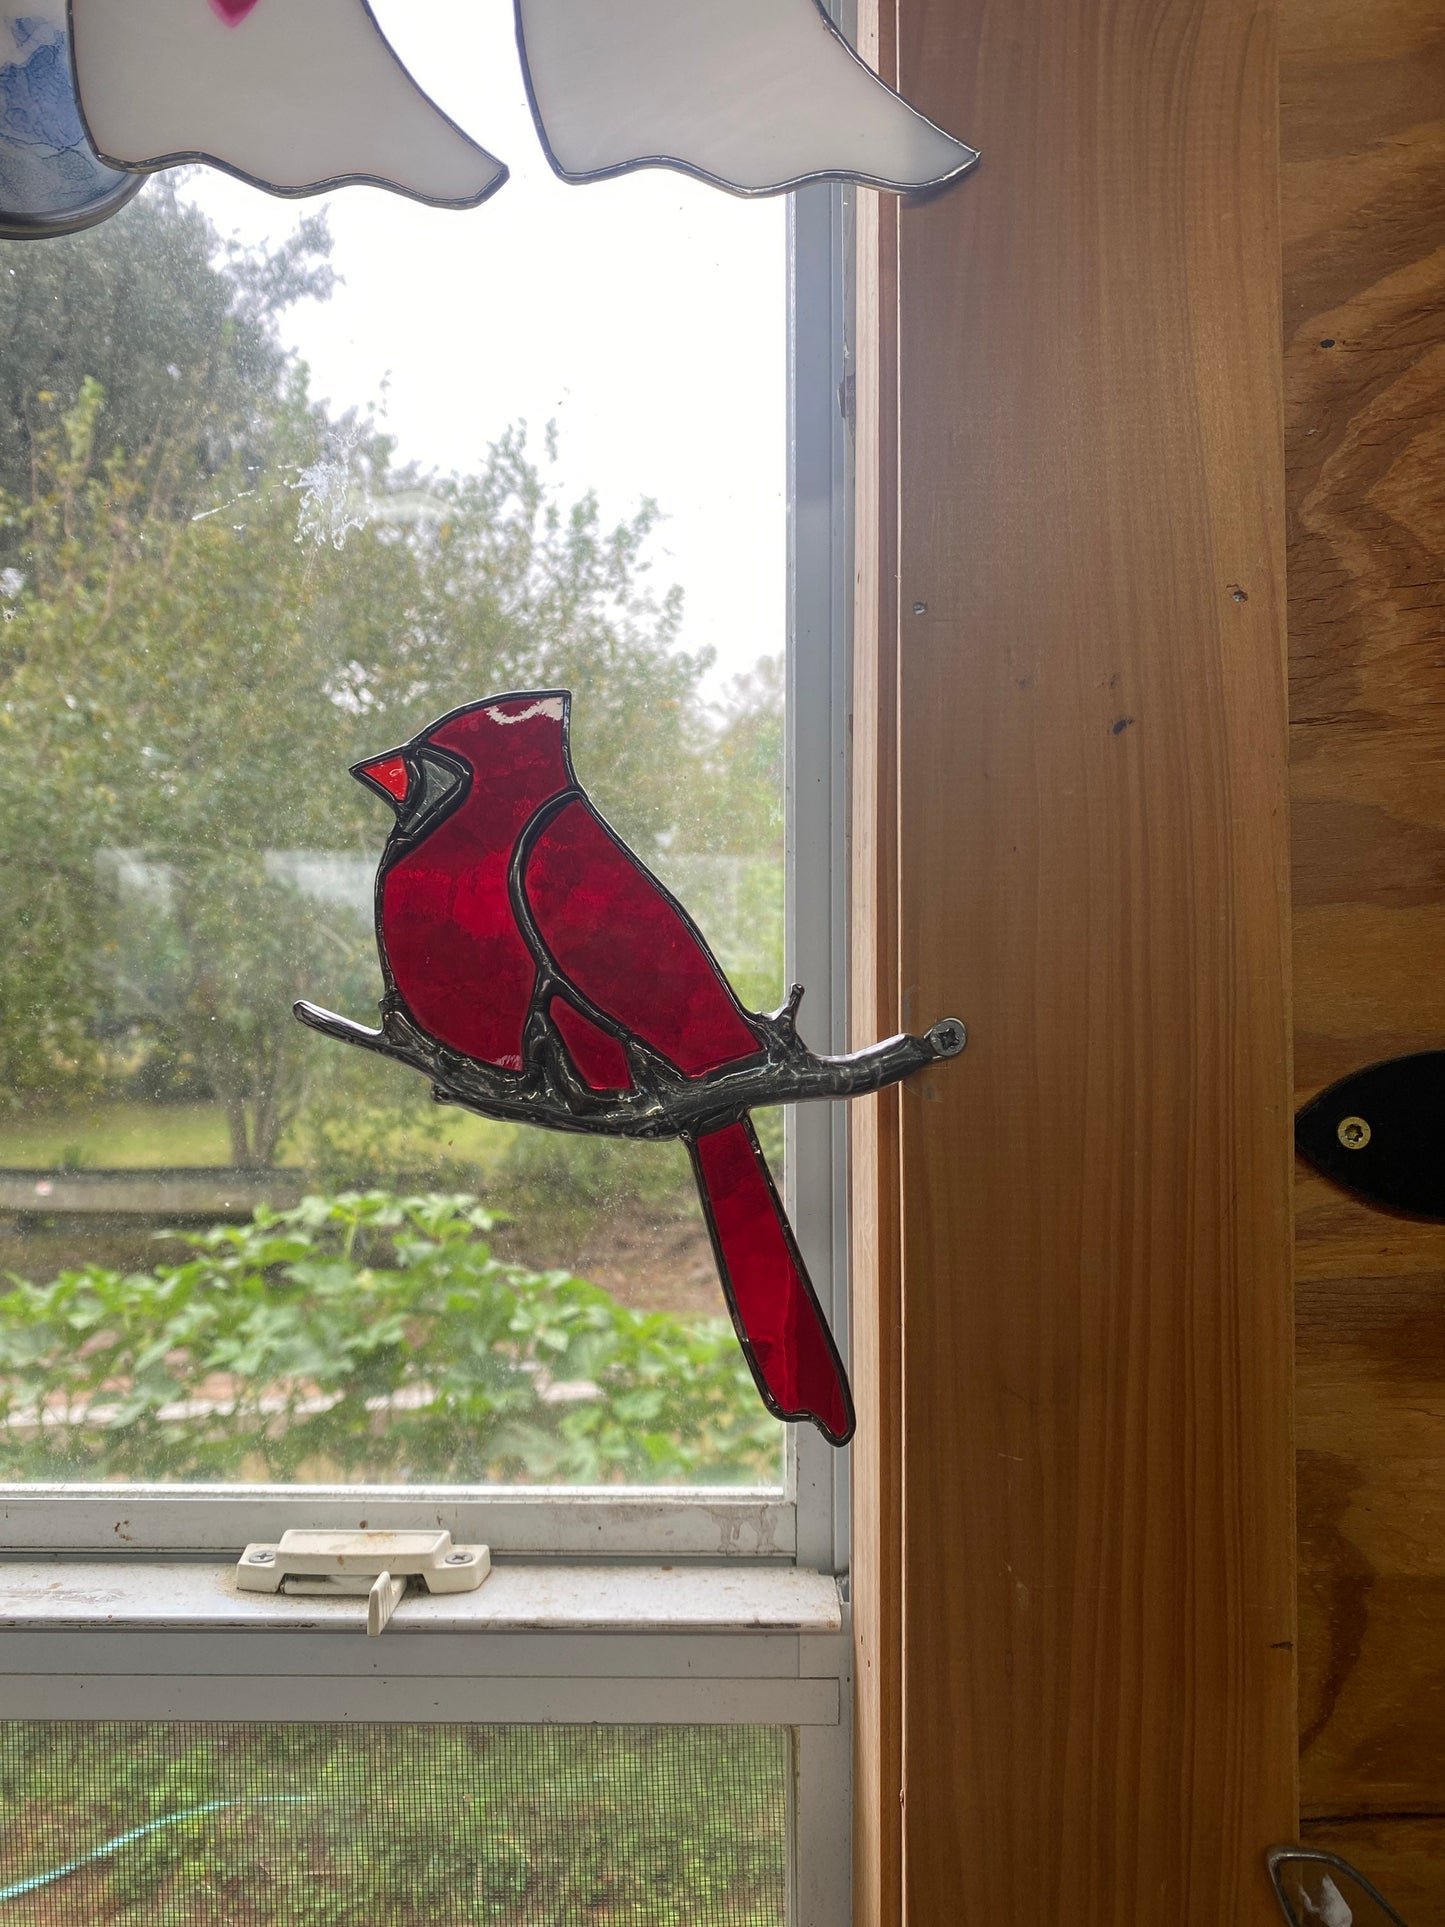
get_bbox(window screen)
[0,1723,789,1925]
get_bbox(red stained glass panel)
[522,799,764,1079]
[549,996,632,1092]
[378,704,571,1071]
[691,1118,853,1444]
[360,754,410,804]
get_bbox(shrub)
[0,1192,779,1485]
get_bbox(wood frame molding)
[851,0,1298,1920]
[850,119,905,1927]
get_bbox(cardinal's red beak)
[353,753,410,808]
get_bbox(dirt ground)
[492,1209,724,1317]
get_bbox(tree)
[0,188,715,1166]
[0,174,334,531]
[689,656,784,857]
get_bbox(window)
[0,6,854,1919]
[0,1563,851,1925]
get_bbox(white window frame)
[0,174,855,1579]
[0,1563,852,1927]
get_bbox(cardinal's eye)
[401,748,466,835]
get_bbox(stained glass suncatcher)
[514,0,980,198]
[54,0,978,222]
[0,3,139,237]
[68,0,507,207]
[298,692,967,1445]
[1268,1847,1411,1927]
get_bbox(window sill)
[0,1559,841,1636]
[0,1562,846,1728]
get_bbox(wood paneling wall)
[852,0,1299,1920]
[1284,0,1445,1914]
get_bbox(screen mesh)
[0,1723,789,1925]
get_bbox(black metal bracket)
[1295,1050,1445,1220]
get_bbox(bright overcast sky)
[178,0,787,696]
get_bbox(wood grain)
[1283,0,1445,1909]
[885,0,1297,1919]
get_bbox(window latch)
[236,1529,490,1635]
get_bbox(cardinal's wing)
[517,794,764,1078]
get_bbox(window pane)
[0,1723,790,1925]
[0,3,788,1487]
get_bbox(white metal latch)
[235,1529,490,1636]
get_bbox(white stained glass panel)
[70,0,505,205]
[1271,1851,1412,1927]
[516,0,978,195]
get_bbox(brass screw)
[1337,1116,1371,1151]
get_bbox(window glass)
[0,2,787,1489]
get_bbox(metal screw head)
[926,1019,968,1059]
[1337,1115,1371,1151]
[444,1550,471,1565]
[248,1550,275,1565]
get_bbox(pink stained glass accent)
[549,997,632,1093]
[692,1119,853,1443]
[374,703,571,1072]
[522,800,764,1079]
[360,754,410,804]
[208,0,261,22]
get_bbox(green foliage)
[0,184,718,1157]
[0,177,335,527]
[685,656,785,859]
[291,1047,482,1192]
[0,1724,788,1926]
[0,1192,779,1485]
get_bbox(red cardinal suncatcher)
[295,692,967,1445]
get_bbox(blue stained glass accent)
[0,9,139,237]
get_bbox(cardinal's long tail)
[689,1116,855,1446]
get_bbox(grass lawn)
[0,1102,236,1170]
[0,1101,513,1175]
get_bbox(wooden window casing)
[850,1,1299,1921]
